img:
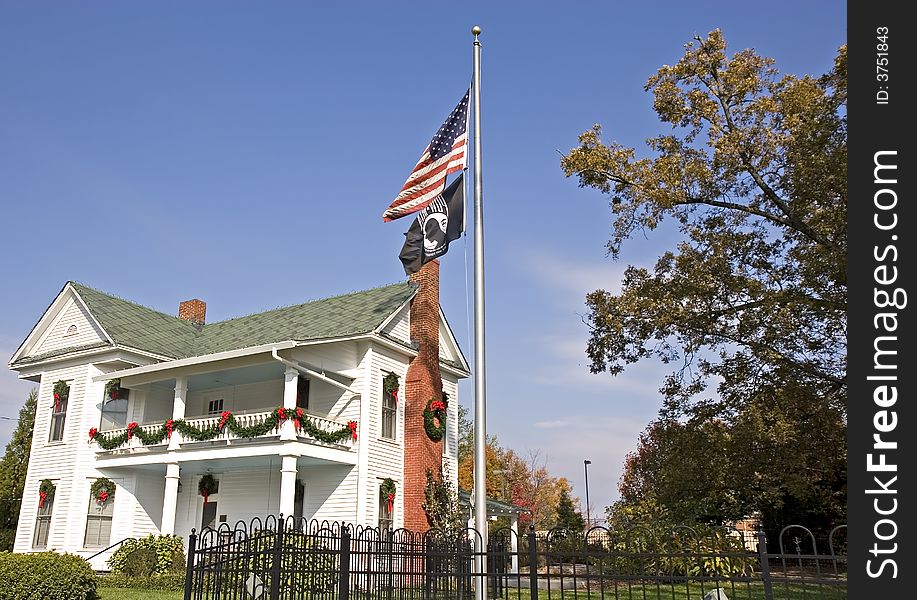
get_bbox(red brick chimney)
[402,260,444,532]
[178,299,206,329]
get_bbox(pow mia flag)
[399,173,465,276]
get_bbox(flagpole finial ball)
[471,26,482,36]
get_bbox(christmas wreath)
[52,381,69,411]
[423,393,448,442]
[91,477,116,505]
[104,378,128,400]
[383,372,400,404]
[199,474,218,505]
[381,478,397,512]
[39,479,55,509]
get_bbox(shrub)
[0,551,98,600]
[121,547,156,577]
[107,534,185,575]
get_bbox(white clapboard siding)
[380,303,411,345]
[441,375,459,485]
[16,363,92,552]
[305,464,359,522]
[32,297,107,356]
[185,379,284,418]
[142,386,175,423]
[215,470,281,527]
[133,472,166,537]
[365,347,407,529]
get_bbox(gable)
[33,296,108,355]
[379,302,411,345]
[10,285,112,367]
[437,312,466,368]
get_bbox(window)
[33,484,55,548]
[207,398,224,415]
[65,324,78,336]
[49,384,69,442]
[84,489,114,548]
[100,395,128,432]
[297,376,310,410]
[381,376,396,440]
[378,485,393,531]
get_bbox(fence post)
[183,529,197,600]
[527,526,538,600]
[757,528,773,600]
[340,527,351,600]
[270,516,285,600]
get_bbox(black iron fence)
[184,517,847,600]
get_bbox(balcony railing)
[95,409,354,452]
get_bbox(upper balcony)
[91,357,360,467]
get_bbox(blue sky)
[0,1,846,516]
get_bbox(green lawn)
[98,588,182,600]
[102,582,845,600]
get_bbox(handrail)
[86,536,136,561]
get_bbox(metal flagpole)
[470,24,488,600]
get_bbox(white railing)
[95,409,354,451]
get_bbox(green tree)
[562,31,847,529]
[561,30,846,417]
[555,488,585,532]
[0,389,38,550]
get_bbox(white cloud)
[515,248,630,305]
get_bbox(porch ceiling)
[99,453,353,475]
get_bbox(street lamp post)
[583,460,591,527]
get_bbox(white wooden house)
[9,262,467,568]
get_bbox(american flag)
[383,88,469,222]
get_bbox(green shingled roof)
[59,281,417,361]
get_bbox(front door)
[201,501,218,530]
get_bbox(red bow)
[98,490,109,504]
[392,389,398,403]
[277,407,286,420]
[202,491,209,506]
[127,422,138,440]
[348,421,358,441]
[39,491,47,509]
[88,427,98,442]
[165,419,174,440]
[219,411,231,430]
[430,400,446,412]
[387,492,395,512]
[109,388,120,400]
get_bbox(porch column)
[510,515,519,574]
[161,463,181,535]
[279,454,298,517]
[169,377,188,451]
[280,367,298,441]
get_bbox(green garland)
[383,371,400,403]
[104,378,129,400]
[423,394,448,442]
[89,407,356,450]
[91,477,116,505]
